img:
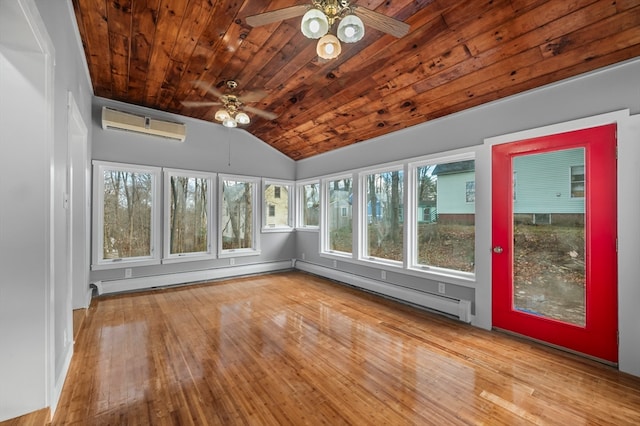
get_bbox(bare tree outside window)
[169,175,208,255]
[102,170,153,259]
[327,177,352,253]
[365,169,403,262]
[222,179,253,250]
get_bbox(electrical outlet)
[438,282,446,294]
[381,270,386,280]
[125,268,132,278]
[230,258,235,265]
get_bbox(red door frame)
[492,124,618,363]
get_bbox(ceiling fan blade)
[243,105,278,120]
[239,89,268,103]
[191,80,225,99]
[353,6,410,39]
[245,4,310,27]
[181,101,222,108]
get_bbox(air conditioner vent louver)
[101,107,186,141]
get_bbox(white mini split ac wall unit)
[101,106,186,141]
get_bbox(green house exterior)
[435,149,584,225]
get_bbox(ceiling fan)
[182,80,278,128]
[245,0,410,59]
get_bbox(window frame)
[262,178,294,233]
[162,168,216,264]
[218,174,261,257]
[321,173,356,259]
[570,164,585,198]
[407,151,477,282]
[358,163,405,267]
[296,179,321,231]
[91,160,162,270]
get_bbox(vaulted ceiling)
[71,0,640,160]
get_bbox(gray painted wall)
[90,97,297,284]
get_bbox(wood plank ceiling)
[71,0,640,160]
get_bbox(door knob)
[493,246,503,254]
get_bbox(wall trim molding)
[51,342,73,417]
[95,260,294,295]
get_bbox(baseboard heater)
[295,260,472,323]
[93,260,293,295]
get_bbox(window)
[362,167,403,263]
[263,180,293,231]
[571,165,585,197]
[163,169,215,262]
[411,157,475,274]
[323,176,353,254]
[466,181,475,202]
[297,181,320,228]
[92,161,161,269]
[220,176,260,255]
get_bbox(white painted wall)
[1,0,93,421]
[0,1,52,420]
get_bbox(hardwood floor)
[52,271,640,425]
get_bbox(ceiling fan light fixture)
[215,109,231,122]
[337,14,364,43]
[317,34,341,59]
[235,112,250,125]
[222,117,238,128]
[301,9,329,39]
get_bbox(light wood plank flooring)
[52,271,640,425]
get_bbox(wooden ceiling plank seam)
[288,46,546,144]
[71,0,100,93]
[192,0,294,97]
[509,0,549,15]
[156,0,218,110]
[129,1,162,101]
[616,0,640,12]
[440,0,513,31]
[106,0,133,98]
[539,5,640,59]
[466,0,610,57]
[109,31,130,98]
[411,45,640,137]
[234,21,301,91]
[402,29,640,127]
[173,0,247,108]
[143,0,189,106]
[410,1,629,98]
[77,0,112,98]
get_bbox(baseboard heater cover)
[93,260,293,295]
[295,260,472,323]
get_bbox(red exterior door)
[492,124,618,363]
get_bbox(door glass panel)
[512,148,585,326]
